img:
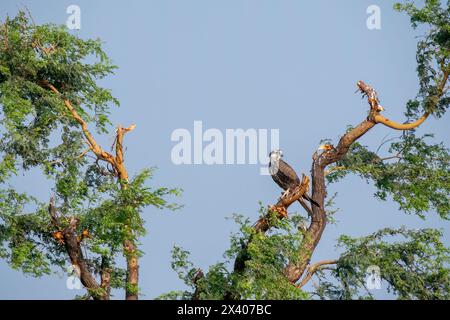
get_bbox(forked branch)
[297,259,338,288]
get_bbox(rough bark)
[282,135,374,283]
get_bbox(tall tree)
[166,0,450,300]
[0,11,180,300]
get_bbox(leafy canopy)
[0,11,180,298]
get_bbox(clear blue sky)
[1,0,449,299]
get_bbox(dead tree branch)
[40,80,139,300]
[283,74,448,285]
[253,174,311,233]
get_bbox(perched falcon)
[269,150,320,208]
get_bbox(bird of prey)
[269,150,320,208]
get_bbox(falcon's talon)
[281,188,290,198]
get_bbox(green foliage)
[0,12,119,176]
[394,0,450,118]
[165,210,309,300]
[327,134,450,219]
[0,11,181,298]
[315,228,450,300]
[83,169,181,253]
[0,189,66,276]
[228,211,308,300]
[1,2,449,300]
[315,2,448,220]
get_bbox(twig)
[375,134,402,155]
[324,165,347,176]
[296,259,338,288]
[47,147,91,165]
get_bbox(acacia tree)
[0,12,180,299]
[166,1,450,300]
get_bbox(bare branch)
[375,133,402,154]
[297,197,313,217]
[296,259,338,288]
[373,70,448,130]
[47,147,91,166]
[374,113,430,130]
[253,175,311,232]
[324,165,347,176]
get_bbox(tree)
[0,11,180,300]
[165,1,450,300]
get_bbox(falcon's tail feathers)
[302,194,321,208]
